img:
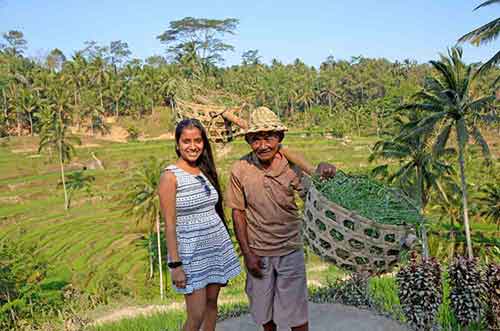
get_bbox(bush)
[396,254,442,331]
[126,126,140,141]
[448,256,487,328]
[0,240,66,330]
[309,272,371,307]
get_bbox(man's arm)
[281,145,336,179]
[232,209,263,278]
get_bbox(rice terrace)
[0,1,499,330]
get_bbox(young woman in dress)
[158,118,240,331]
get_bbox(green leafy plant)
[396,253,442,331]
[315,171,423,225]
[126,125,140,141]
[58,169,95,209]
[309,273,371,307]
[448,256,487,328]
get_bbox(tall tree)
[122,157,167,299]
[370,113,455,257]
[38,73,81,210]
[458,0,500,72]
[1,30,27,56]
[401,47,496,258]
[157,17,239,69]
[109,40,131,69]
[46,48,66,72]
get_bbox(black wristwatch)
[167,261,183,269]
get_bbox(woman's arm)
[158,171,186,288]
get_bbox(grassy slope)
[0,131,498,305]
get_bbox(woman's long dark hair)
[175,119,227,230]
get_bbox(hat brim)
[245,126,288,135]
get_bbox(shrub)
[396,254,442,331]
[448,256,487,328]
[309,272,371,307]
[0,240,67,330]
[126,126,140,141]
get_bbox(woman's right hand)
[171,267,187,288]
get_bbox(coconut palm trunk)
[148,231,154,279]
[416,165,429,259]
[156,212,164,299]
[457,140,473,258]
[59,140,69,210]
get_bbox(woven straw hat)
[245,107,288,134]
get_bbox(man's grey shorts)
[245,249,308,328]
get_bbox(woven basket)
[303,183,417,274]
[175,99,247,144]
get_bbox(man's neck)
[259,152,282,171]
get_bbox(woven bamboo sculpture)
[303,183,417,274]
[174,98,248,144]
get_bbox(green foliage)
[0,240,67,330]
[314,171,423,225]
[59,169,96,209]
[396,254,443,331]
[309,273,371,307]
[448,257,487,328]
[458,0,500,72]
[126,125,140,141]
[368,276,404,321]
[477,183,500,228]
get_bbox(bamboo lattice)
[303,183,416,274]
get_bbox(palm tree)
[370,113,455,258]
[122,157,166,299]
[60,169,96,209]
[400,47,496,258]
[38,74,81,210]
[458,0,500,73]
[477,183,500,229]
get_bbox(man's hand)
[316,162,336,180]
[244,251,263,278]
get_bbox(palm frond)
[371,164,389,178]
[433,124,453,156]
[430,60,458,92]
[467,94,496,113]
[476,50,500,74]
[471,125,491,162]
[474,0,500,11]
[458,18,500,46]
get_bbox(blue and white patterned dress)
[164,165,241,294]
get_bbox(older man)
[226,107,335,331]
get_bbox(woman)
[158,118,241,331]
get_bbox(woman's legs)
[184,288,207,331]
[201,283,223,331]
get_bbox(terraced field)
[0,132,498,305]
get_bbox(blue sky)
[0,0,498,67]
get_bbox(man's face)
[247,131,281,163]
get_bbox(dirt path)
[91,298,243,326]
[216,302,408,331]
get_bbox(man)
[226,107,336,331]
